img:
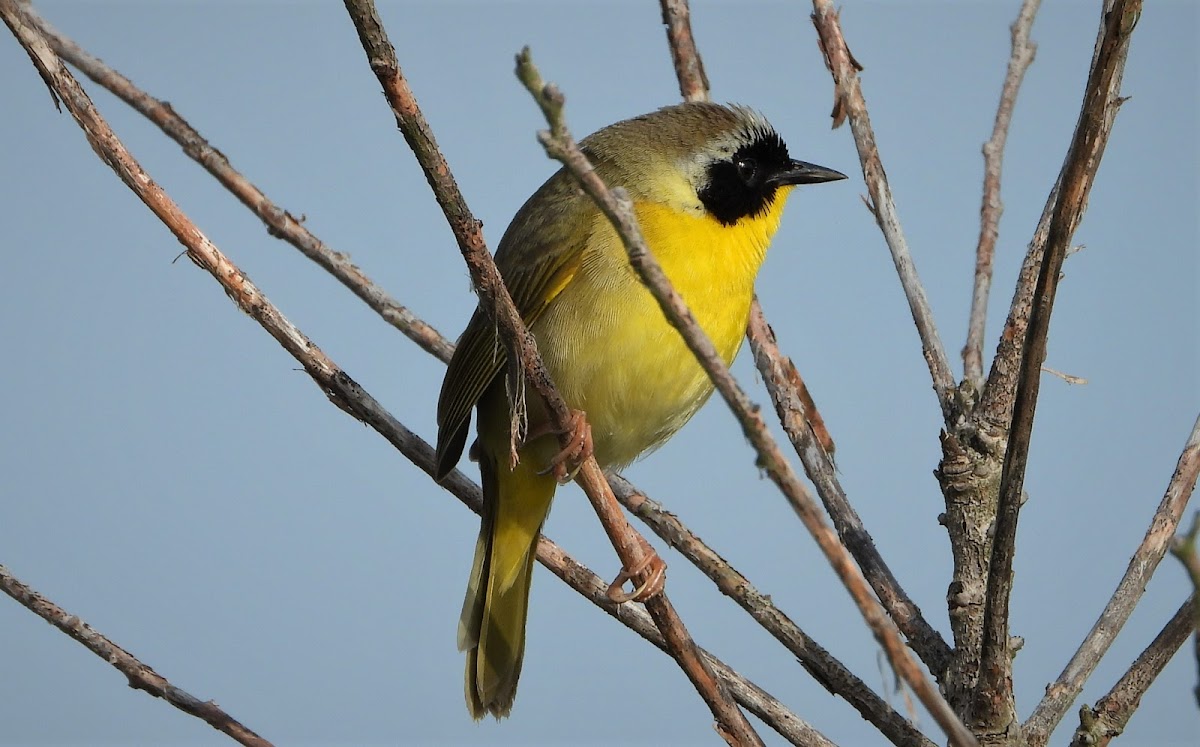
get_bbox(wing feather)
[434,172,595,479]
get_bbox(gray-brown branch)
[973,4,1145,740]
[963,0,1041,385]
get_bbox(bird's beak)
[769,160,848,186]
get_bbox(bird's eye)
[735,157,758,185]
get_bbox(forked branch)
[1068,594,1196,747]
[975,2,1145,736]
[963,0,1041,385]
[1024,415,1198,745]
[810,0,956,420]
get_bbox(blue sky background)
[1,1,1196,745]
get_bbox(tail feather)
[460,445,556,719]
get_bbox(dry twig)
[809,0,956,420]
[612,475,934,747]
[976,0,1139,430]
[975,3,1146,738]
[746,303,952,677]
[963,0,1041,385]
[1023,414,1198,745]
[342,3,761,743]
[515,46,976,747]
[1170,513,1200,708]
[1068,594,1197,747]
[658,0,709,103]
[17,4,453,364]
[0,561,271,747]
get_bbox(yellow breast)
[533,189,791,468]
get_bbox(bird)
[435,101,846,719]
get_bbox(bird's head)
[581,102,846,227]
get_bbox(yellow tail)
[458,436,557,719]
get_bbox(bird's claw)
[605,548,666,604]
[535,409,594,484]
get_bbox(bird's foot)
[606,537,666,604]
[534,409,594,485]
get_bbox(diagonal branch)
[658,0,710,103]
[976,0,1138,429]
[16,3,453,364]
[809,0,955,420]
[612,475,935,747]
[0,562,272,747]
[536,533,836,747]
[746,305,952,676]
[341,3,761,743]
[973,2,1145,736]
[963,0,1041,386]
[0,7,817,741]
[1023,414,1198,745]
[1170,513,1200,708]
[1067,594,1197,747]
[516,47,977,747]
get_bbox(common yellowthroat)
[435,101,845,718]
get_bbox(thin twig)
[1068,594,1197,747]
[976,0,1138,430]
[809,0,955,421]
[746,305,952,676]
[1170,514,1200,709]
[611,475,935,747]
[535,537,835,747]
[1023,413,1199,745]
[658,0,710,103]
[963,0,1041,386]
[1,7,817,741]
[342,5,761,743]
[1040,365,1088,385]
[515,47,977,747]
[0,562,272,747]
[974,2,1145,737]
[17,4,453,364]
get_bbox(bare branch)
[746,304,952,676]
[963,0,1041,385]
[515,46,977,747]
[17,3,453,364]
[976,0,1138,429]
[809,0,956,420]
[658,0,710,102]
[1040,365,1087,385]
[1023,413,1199,744]
[1068,594,1196,747]
[534,538,836,747]
[342,4,760,741]
[1169,513,1200,708]
[611,475,935,747]
[0,562,272,747]
[974,3,1146,737]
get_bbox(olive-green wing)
[434,179,593,480]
